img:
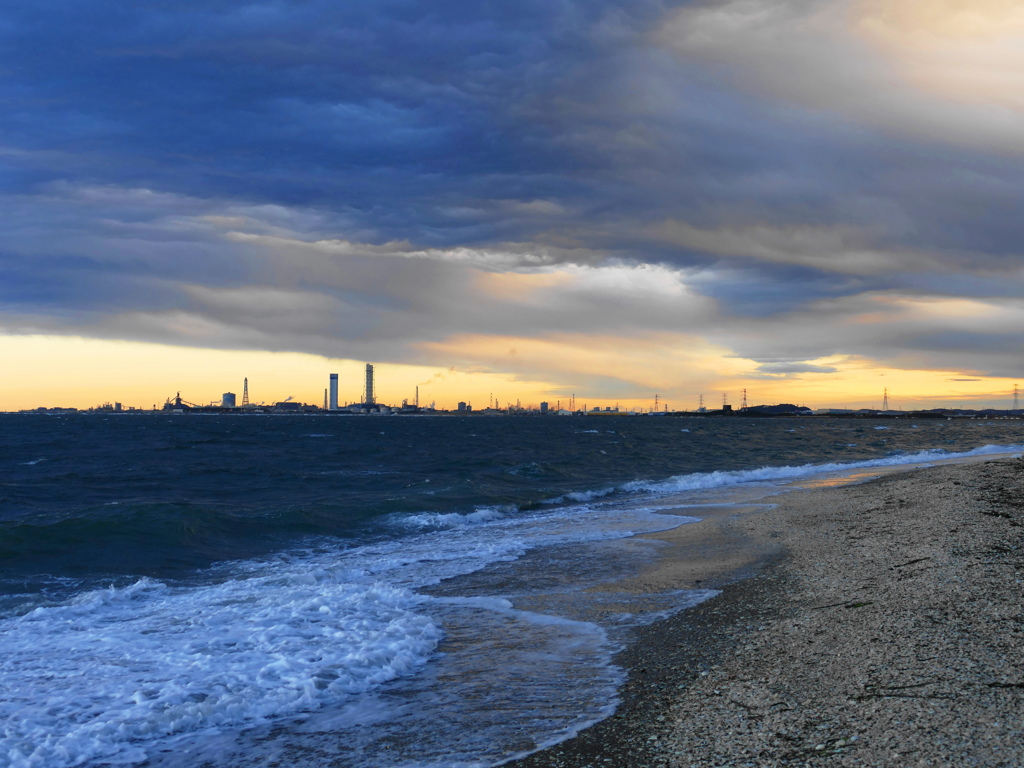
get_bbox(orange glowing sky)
[1,334,1018,412]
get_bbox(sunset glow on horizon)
[2,334,1020,413]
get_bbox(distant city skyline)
[3,2,1024,412]
[1,335,1020,413]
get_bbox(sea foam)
[0,572,441,768]
[544,443,1022,503]
[626,444,1021,495]
[0,496,693,768]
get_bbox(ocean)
[1,413,1022,768]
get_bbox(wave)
[548,487,619,504]
[1,571,441,768]
[387,506,510,531]
[626,443,1021,495]
[0,502,379,583]
[0,490,703,767]
[544,443,1022,504]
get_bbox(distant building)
[329,374,339,410]
[540,402,549,414]
[222,392,236,408]
[741,403,811,415]
[364,364,375,406]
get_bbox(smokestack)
[364,364,375,406]
[329,373,339,410]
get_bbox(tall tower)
[242,377,249,406]
[882,387,889,411]
[1014,384,1020,412]
[416,385,419,408]
[698,394,705,412]
[363,364,375,406]
[741,388,748,409]
[329,373,339,410]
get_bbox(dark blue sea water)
[1,413,1022,768]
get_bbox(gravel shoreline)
[507,457,1024,767]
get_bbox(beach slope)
[512,457,1024,767]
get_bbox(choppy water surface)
[1,414,1021,767]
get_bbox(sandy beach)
[509,456,1024,767]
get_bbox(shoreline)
[506,456,1024,767]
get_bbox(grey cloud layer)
[3,0,1024,381]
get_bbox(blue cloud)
[755,362,838,375]
[5,0,1022,261]
[3,0,1024,379]
[687,265,868,317]
[1,2,675,234]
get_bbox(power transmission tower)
[882,387,889,411]
[741,388,748,409]
[698,394,705,412]
[1014,384,1020,411]
[242,377,249,406]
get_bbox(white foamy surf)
[626,443,1021,495]
[0,497,696,768]
[1,571,441,768]
[549,444,1023,504]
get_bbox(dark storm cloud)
[1,0,679,246]
[687,265,868,317]
[4,0,1024,383]
[8,0,1022,261]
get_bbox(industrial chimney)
[364,364,375,406]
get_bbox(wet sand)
[507,457,1024,767]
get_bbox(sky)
[3,0,1024,411]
